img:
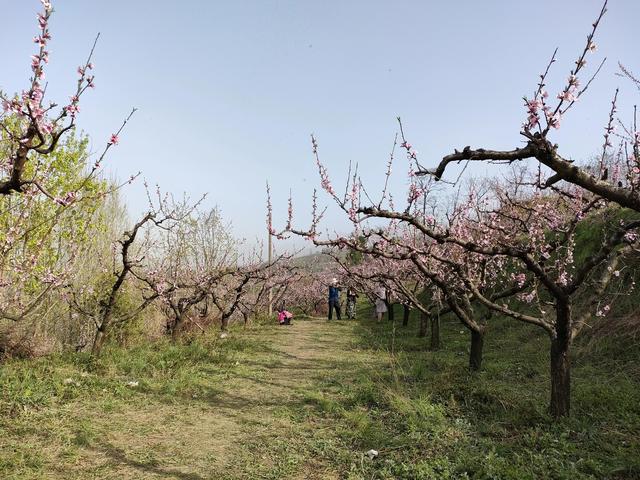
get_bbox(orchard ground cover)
[1,306,639,479]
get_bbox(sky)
[1,0,639,253]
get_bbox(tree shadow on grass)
[91,440,206,480]
[236,356,338,372]
[137,357,350,412]
[127,339,364,419]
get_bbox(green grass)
[303,304,640,479]
[0,331,269,479]
[1,308,639,479]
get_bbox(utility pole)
[268,229,273,317]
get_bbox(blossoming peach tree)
[269,0,640,417]
[422,1,639,213]
[0,0,135,202]
[1,0,137,334]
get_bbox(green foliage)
[0,127,108,301]
[573,205,640,266]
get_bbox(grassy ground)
[1,306,639,479]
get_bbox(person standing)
[328,278,342,320]
[374,286,387,322]
[346,286,358,319]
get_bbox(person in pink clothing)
[277,309,293,325]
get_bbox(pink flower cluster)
[5,2,55,134]
[309,136,336,198]
[347,179,360,223]
[557,75,580,103]
[55,191,77,206]
[400,141,418,161]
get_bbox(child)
[277,309,293,325]
[346,287,358,319]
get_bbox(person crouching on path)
[328,278,342,320]
[278,309,293,325]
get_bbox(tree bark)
[387,301,395,322]
[469,329,484,371]
[550,299,572,417]
[429,314,440,350]
[170,313,185,341]
[418,311,428,338]
[89,212,156,357]
[91,327,107,356]
[402,304,410,327]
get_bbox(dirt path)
[214,318,355,479]
[2,318,366,479]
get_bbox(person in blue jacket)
[328,278,342,320]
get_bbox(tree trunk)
[170,314,184,342]
[387,302,395,322]
[429,314,440,350]
[91,309,114,356]
[418,311,428,338]
[550,300,571,417]
[221,315,230,332]
[402,304,410,327]
[469,329,484,371]
[91,327,107,356]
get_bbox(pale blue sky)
[2,1,639,250]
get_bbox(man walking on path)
[328,278,341,320]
